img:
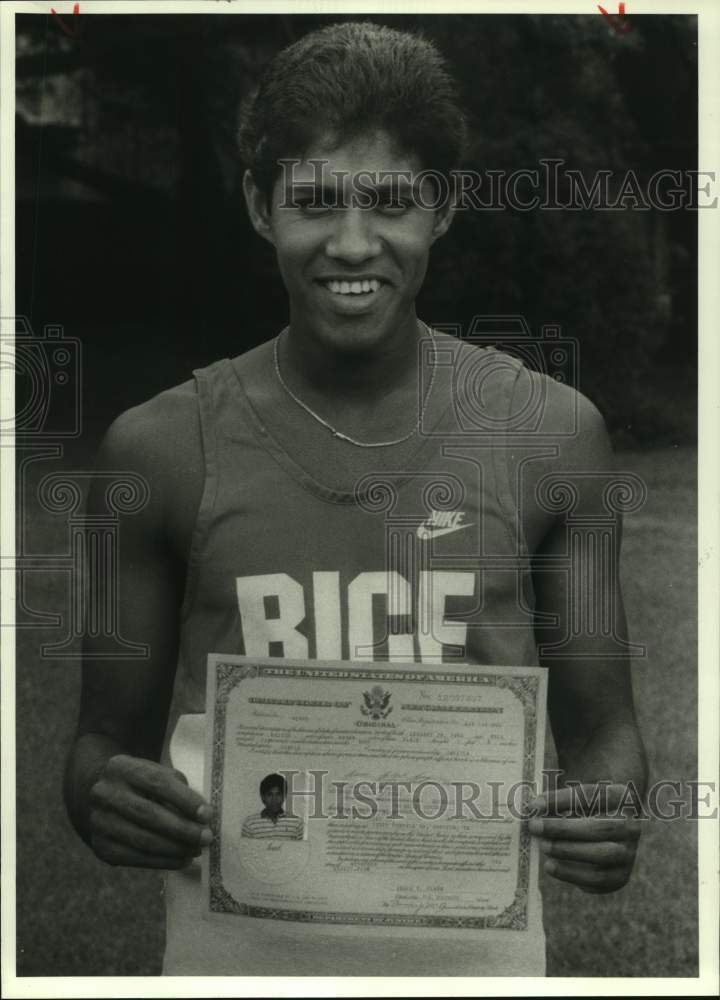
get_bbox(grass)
[543,445,698,977]
[14,445,698,977]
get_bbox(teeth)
[325,279,381,295]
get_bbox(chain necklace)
[272,323,438,448]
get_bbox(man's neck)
[278,312,429,437]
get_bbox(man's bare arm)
[64,393,212,867]
[522,378,647,892]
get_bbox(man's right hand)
[88,755,213,869]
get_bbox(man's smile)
[313,275,390,313]
[322,278,382,295]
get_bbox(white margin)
[696,0,720,992]
[0,0,18,996]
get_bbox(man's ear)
[243,169,275,246]
[430,198,455,244]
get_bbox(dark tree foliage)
[16,13,697,446]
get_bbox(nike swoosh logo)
[417,523,473,541]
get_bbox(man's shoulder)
[97,376,205,476]
[467,353,616,542]
[437,333,607,451]
[514,365,607,447]
[106,341,270,454]
[512,371,616,543]
[109,377,197,443]
[93,377,206,529]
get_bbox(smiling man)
[64,21,647,978]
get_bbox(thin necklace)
[273,323,437,448]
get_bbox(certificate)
[203,656,546,933]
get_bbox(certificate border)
[208,661,540,931]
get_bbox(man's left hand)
[527,784,642,894]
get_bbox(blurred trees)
[16,13,697,445]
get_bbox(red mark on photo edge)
[50,3,80,37]
[598,2,632,35]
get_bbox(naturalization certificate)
[203,655,547,935]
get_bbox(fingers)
[90,808,202,860]
[108,755,210,821]
[529,815,642,842]
[88,755,214,870]
[543,857,635,894]
[91,833,195,870]
[528,783,638,817]
[90,777,212,847]
[527,783,642,893]
[540,836,637,868]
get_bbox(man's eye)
[296,200,331,213]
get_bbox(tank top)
[160,331,547,976]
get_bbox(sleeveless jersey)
[160,331,547,976]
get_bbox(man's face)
[244,129,453,354]
[261,786,284,815]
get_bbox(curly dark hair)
[238,21,468,206]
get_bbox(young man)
[241,774,304,840]
[65,22,647,977]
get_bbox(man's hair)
[260,773,286,797]
[238,20,468,205]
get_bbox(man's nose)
[325,207,381,263]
